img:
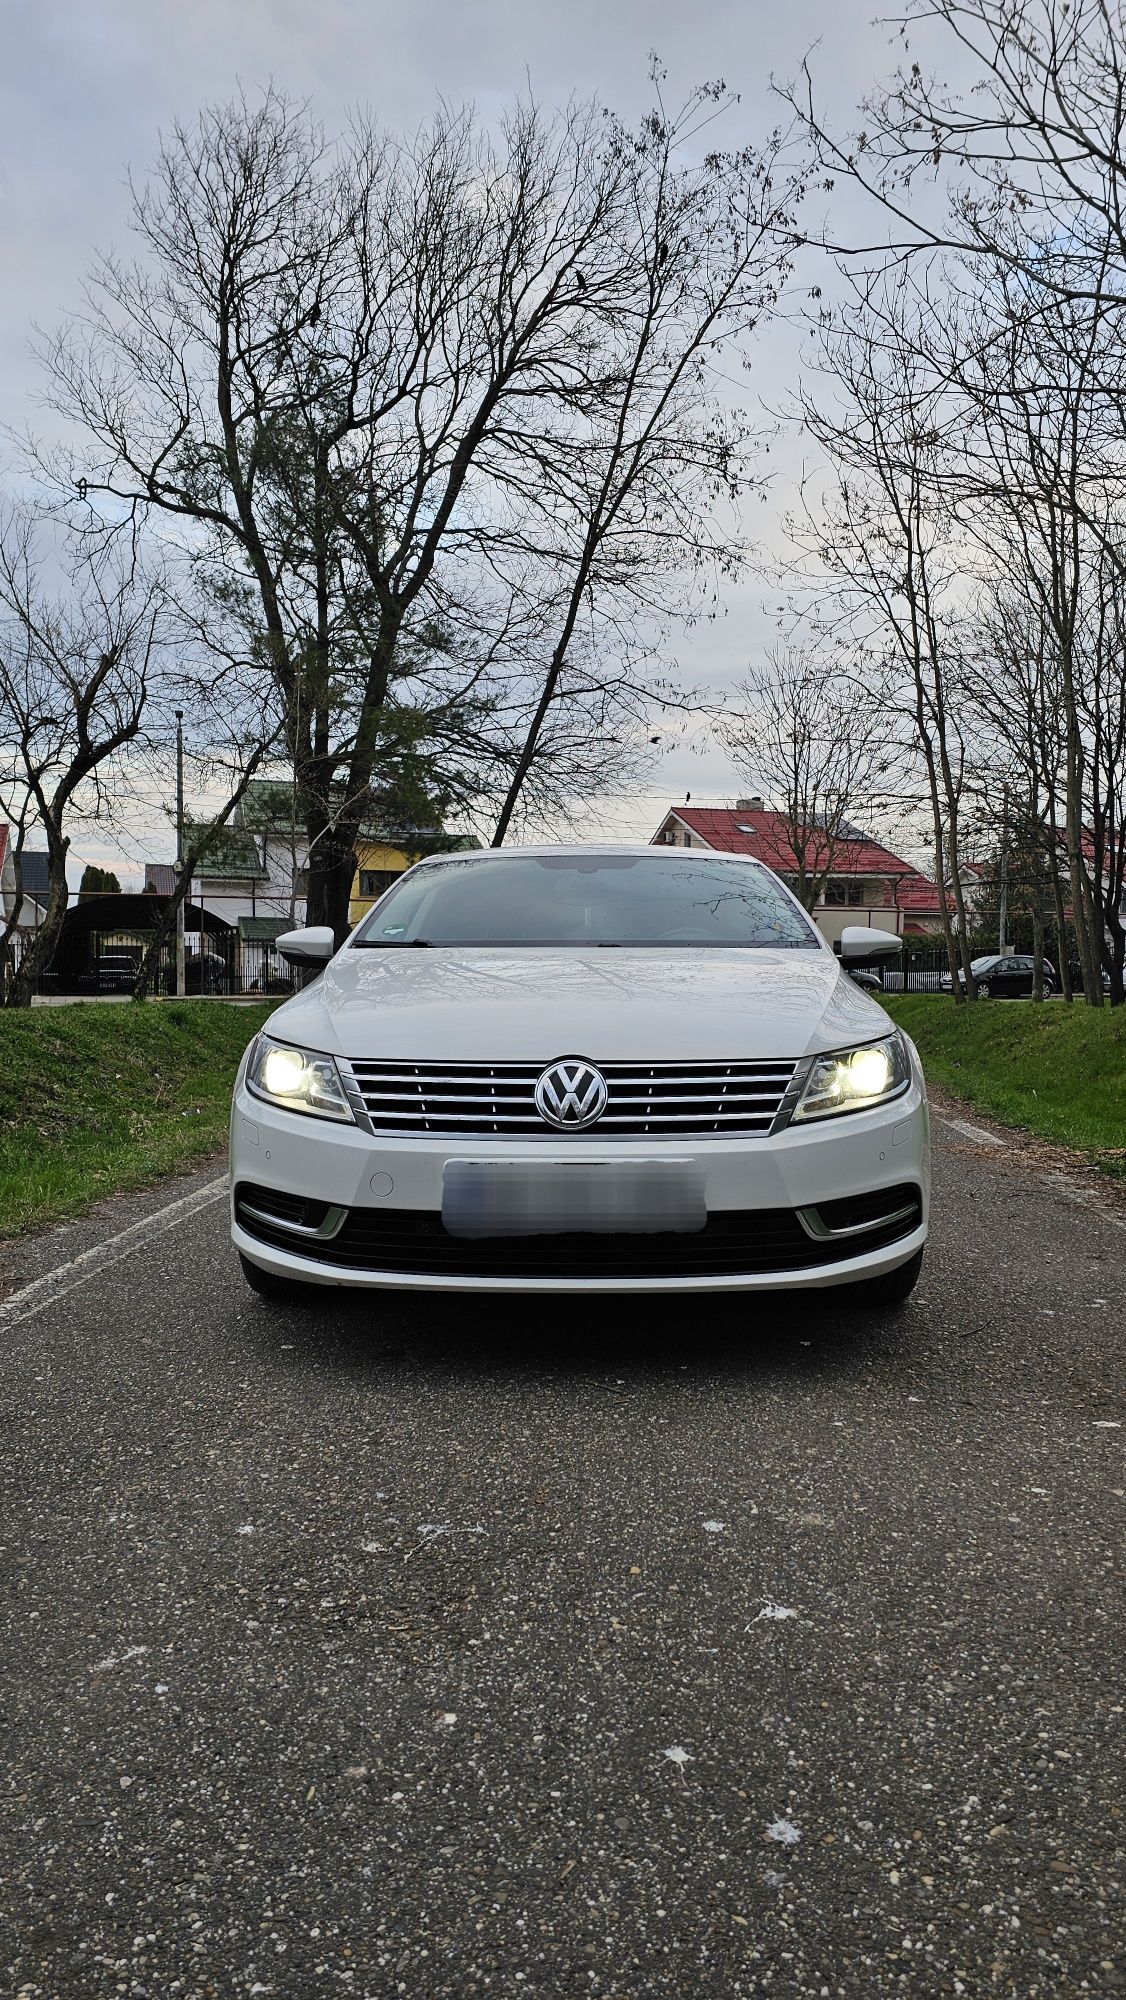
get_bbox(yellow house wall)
[348,840,417,926]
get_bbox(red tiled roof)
[659,806,922,881]
[895,872,953,913]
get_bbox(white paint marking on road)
[942,1121,1126,1238]
[0,1175,229,1330]
[1037,1170,1126,1236]
[942,1117,1006,1149]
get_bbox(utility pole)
[175,709,186,998]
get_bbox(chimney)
[735,797,764,812]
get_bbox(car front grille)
[234,1183,922,1280]
[339,1058,800,1139]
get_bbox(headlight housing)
[792,1031,911,1121]
[245,1035,355,1123]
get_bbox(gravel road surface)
[0,1112,1122,1998]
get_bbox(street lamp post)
[175,710,186,999]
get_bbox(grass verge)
[0,1000,274,1237]
[882,994,1126,1175]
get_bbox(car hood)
[262,947,891,1062]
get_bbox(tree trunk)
[1031,903,1045,1003]
[305,830,358,945]
[130,747,271,999]
[7,836,70,1008]
[1046,835,1072,1003]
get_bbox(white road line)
[1037,1170,1126,1235]
[0,1175,230,1330]
[942,1117,1006,1149]
[941,1118,1126,1236]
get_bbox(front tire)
[239,1252,314,1303]
[840,1248,924,1309]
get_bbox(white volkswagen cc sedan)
[230,847,929,1301]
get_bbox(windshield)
[352,853,819,949]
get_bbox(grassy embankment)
[882,995,1126,1177]
[0,1001,273,1236]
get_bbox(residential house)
[651,802,948,943]
[143,780,308,934]
[349,830,482,925]
[145,781,482,937]
[232,779,311,921]
[144,823,267,934]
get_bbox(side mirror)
[840,925,905,961]
[276,925,336,968]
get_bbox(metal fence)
[15,929,298,1000]
[842,945,951,993]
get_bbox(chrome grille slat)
[348,1066,796,1082]
[350,1088,784,1106]
[341,1057,798,1139]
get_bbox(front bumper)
[229,1064,929,1294]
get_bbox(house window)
[359,869,402,899]
[823,878,865,907]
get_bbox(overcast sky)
[1,0,916,877]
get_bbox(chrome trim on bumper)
[796,1199,919,1242]
[237,1199,347,1241]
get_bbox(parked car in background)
[940,954,1056,998]
[846,966,884,993]
[79,947,143,995]
[231,847,930,1307]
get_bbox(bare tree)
[721,646,903,911]
[0,507,164,1006]
[488,75,804,842]
[128,738,275,1000]
[787,0,1126,316]
[789,295,981,994]
[965,589,1072,996]
[1085,554,1126,999]
[35,81,790,938]
[779,0,1126,1004]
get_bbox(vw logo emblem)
[534,1058,609,1131]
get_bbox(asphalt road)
[0,1111,1123,2000]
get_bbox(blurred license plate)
[442,1162,706,1239]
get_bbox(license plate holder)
[441,1161,707,1239]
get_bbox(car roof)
[411,843,769,866]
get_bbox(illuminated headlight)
[245,1035,355,1123]
[793,1032,911,1121]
